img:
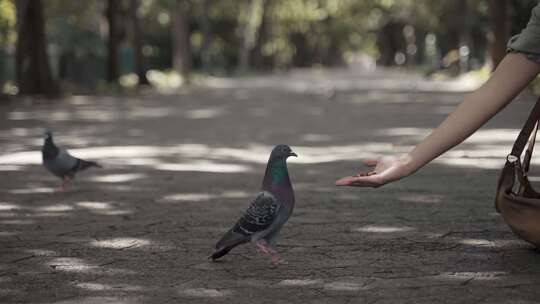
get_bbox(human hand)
[335,155,414,188]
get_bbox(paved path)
[1,68,540,303]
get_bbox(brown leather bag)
[496,97,540,247]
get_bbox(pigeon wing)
[232,191,280,236]
[44,149,79,178]
[211,192,279,259]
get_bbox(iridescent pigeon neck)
[262,158,290,189]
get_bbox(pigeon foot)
[271,254,286,266]
[256,240,277,255]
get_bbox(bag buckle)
[507,154,519,163]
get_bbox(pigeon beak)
[289,152,298,157]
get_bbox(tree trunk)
[15,0,60,96]
[238,0,265,71]
[172,0,191,83]
[106,0,119,83]
[199,0,212,72]
[489,0,509,70]
[252,0,272,69]
[130,0,149,85]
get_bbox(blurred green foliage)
[0,0,14,85]
[0,0,538,90]
[0,0,15,47]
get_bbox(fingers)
[335,176,355,186]
[362,158,379,167]
[335,175,383,187]
[354,171,369,177]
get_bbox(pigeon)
[41,130,101,191]
[210,144,297,265]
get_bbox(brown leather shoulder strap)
[523,122,538,173]
[510,97,540,158]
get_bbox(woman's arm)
[336,52,540,187]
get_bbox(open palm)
[335,155,412,188]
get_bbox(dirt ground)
[1,68,540,304]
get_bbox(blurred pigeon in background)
[211,144,297,265]
[41,130,101,191]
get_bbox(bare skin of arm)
[336,52,540,188]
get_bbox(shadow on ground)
[1,68,540,303]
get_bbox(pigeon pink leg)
[56,177,69,192]
[271,253,286,266]
[256,240,286,265]
[256,241,275,255]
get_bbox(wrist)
[398,153,417,176]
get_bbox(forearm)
[406,53,540,174]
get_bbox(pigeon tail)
[78,159,102,170]
[209,247,232,260]
[210,230,248,260]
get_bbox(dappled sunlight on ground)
[434,157,503,169]
[153,161,250,173]
[301,134,332,142]
[76,201,114,210]
[204,68,483,94]
[0,142,396,174]
[91,173,146,183]
[7,105,180,123]
[185,107,225,119]
[0,202,20,210]
[0,200,136,222]
[0,200,136,219]
[74,282,142,292]
[36,204,74,212]
[24,249,58,256]
[323,281,363,291]
[0,165,23,171]
[180,288,233,298]
[278,279,324,286]
[90,209,133,216]
[0,219,34,225]
[3,69,540,303]
[440,271,506,281]
[352,225,415,233]
[160,191,250,203]
[0,137,533,175]
[8,187,55,194]
[90,238,151,249]
[48,257,137,275]
[75,201,132,215]
[459,239,496,247]
[48,257,96,273]
[397,194,443,204]
[53,297,138,304]
[457,238,527,248]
